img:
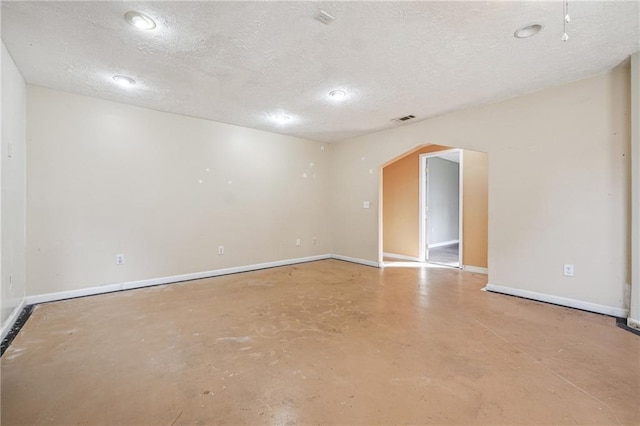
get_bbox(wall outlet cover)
[563,264,575,276]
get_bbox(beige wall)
[26,86,331,296]
[382,145,488,268]
[1,42,27,326]
[631,52,640,327]
[333,65,630,312]
[16,63,633,316]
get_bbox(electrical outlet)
[363,201,370,209]
[218,246,224,255]
[563,264,574,277]
[296,239,301,247]
[313,237,317,245]
[116,254,125,265]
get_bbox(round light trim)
[112,75,136,87]
[329,89,347,98]
[125,11,157,30]
[271,113,293,125]
[514,24,543,39]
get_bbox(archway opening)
[380,144,488,274]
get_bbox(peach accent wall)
[462,150,488,268]
[382,145,488,268]
[382,144,452,257]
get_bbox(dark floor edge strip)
[1,305,35,357]
[615,317,640,336]
[485,288,638,336]
[36,258,335,307]
[333,258,379,268]
[1,259,340,355]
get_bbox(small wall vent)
[315,10,335,25]
[392,114,416,123]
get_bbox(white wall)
[1,41,27,326]
[26,86,331,297]
[15,61,635,317]
[427,157,459,245]
[332,65,630,314]
[630,52,640,328]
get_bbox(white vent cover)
[392,114,416,123]
[315,10,335,25]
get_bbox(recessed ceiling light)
[514,24,543,39]
[125,11,156,30]
[112,75,136,87]
[271,113,294,125]
[329,90,347,99]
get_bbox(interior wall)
[1,42,27,326]
[382,144,450,257]
[630,51,640,328]
[427,157,459,246]
[334,65,630,312]
[462,150,488,269]
[26,86,332,297]
[382,145,487,267]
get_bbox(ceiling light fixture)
[112,75,136,87]
[514,24,543,39]
[328,89,347,99]
[271,113,292,125]
[125,11,157,30]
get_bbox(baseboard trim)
[628,317,640,330]
[463,265,488,274]
[485,283,629,318]
[25,254,333,306]
[383,252,421,262]
[0,299,27,342]
[429,240,459,248]
[331,254,380,268]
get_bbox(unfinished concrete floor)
[2,259,639,425]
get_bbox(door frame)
[419,149,464,266]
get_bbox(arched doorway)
[380,144,488,273]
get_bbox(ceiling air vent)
[392,114,416,124]
[315,10,335,25]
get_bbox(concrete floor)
[428,243,460,267]
[2,259,639,425]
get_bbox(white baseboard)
[1,299,27,342]
[25,254,332,306]
[463,265,488,274]
[485,283,629,318]
[628,317,640,330]
[383,252,422,262]
[331,254,380,268]
[429,240,459,248]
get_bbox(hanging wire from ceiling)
[562,0,570,41]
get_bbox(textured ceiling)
[2,1,639,142]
